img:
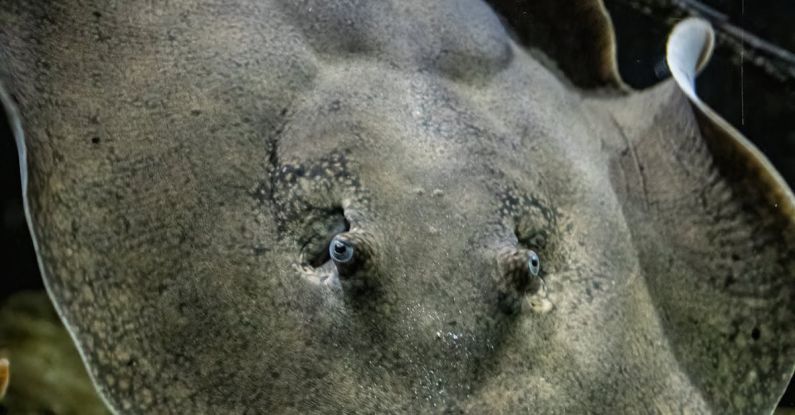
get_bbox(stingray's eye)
[497,248,543,315]
[328,232,376,290]
[329,236,354,263]
[527,250,541,276]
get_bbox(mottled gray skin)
[0,0,793,413]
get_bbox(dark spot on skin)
[698,193,708,209]
[329,100,341,112]
[177,302,189,314]
[253,245,268,256]
[125,358,137,367]
[751,327,761,341]
[190,109,202,116]
[731,253,741,261]
[70,220,80,238]
[91,136,100,144]
[309,164,327,178]
[280,107,288,117]
[271,371,280,379]
[724,274,735,288]
[497,291,521,315]
[504,193,519,208]
[92,11,101,18]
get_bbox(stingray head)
[1,0,793,413]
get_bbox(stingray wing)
[0,1,322,411]
[607,18,795,412]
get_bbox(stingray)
[1,0,793,413]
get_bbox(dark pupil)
[531,258,538,266]
[334,241,347,254]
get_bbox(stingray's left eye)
[527,250,541,276]
[327,232,376,288]
[329,236,354,263]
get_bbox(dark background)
[1,0,793,409]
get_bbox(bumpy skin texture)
[0,0,793,413]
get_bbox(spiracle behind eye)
[329,237,354,263]
[527,250,541,276]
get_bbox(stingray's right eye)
[527,250,541,276]
[329,236,354,263]
[300,210,349,268]
[498,248,543,298]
